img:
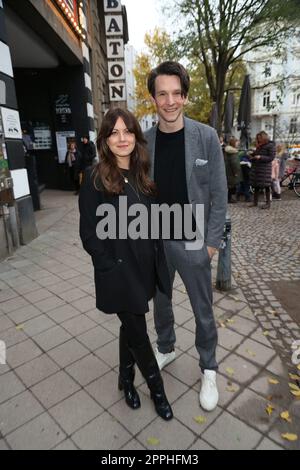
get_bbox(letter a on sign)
[105,16,123,36]
[104,0,122,12]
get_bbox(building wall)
[246,36,300,144]
[0,0,37,256]
[88,0,109,137]
[0,0,110,259]
[125,44,136,113]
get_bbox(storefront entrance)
[4,2,89,191]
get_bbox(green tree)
[168,0,300,132]
[186,59,246,124]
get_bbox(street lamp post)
[273,113,278,141]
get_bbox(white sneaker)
[199,370,219,411]
[155,347,176,370]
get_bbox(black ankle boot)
[119,327,140,410]
[130,338,173,421]
[148,373,173,421]
[118,372,140,409]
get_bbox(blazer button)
[117,259,123,264]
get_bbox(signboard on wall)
[104,0,122,12]
[0,107,22,139]
[104,0,126,102]
[52,0,86,39]
[106,39,124,59]
[33,126,52,150]
[55,94,73,128]
[56,131,75,164]
[0,112,9,180]
[0,42,13,78]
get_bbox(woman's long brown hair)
[256,131,270,147]
[93,108,156,196]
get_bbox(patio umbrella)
[223,92,235,143]
[209,102,219,131]
[237,75,251,149]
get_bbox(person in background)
[249,131,275,209]
[80,135,97,172]
[65,141,81,194]
[79,108,173,421]
[276,143,289,182]
[272,153,281,200]
[224,137,242,203]
[22,129,40,211]
[237,151,252,203]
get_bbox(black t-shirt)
[154,128,195,240]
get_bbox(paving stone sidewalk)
[0,190,299,450]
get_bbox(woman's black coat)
[250,141,275,188]
[79,168,172,315]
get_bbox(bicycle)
[280,161,300,198]
[293,171,300,197]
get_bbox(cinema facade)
[0,0,129,259]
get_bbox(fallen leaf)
[231,296,239,302]
[226,319,235,324]
[289,383,300,392]
[226,367,235,377]
[246,349,256,357]
[218,322,226,328]
[263,331,270,336]
[194,415,207,425]
[16,325,24,331]
[268,378,279,385]
[266,404,275,416]
[291,390,300,397]
[281,433,298,442]
[280,411,292,423]
[147,437,160,446]
[289,374,300,381]
[226,385,239,393]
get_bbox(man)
[144,61,227,411]
[80,135,97,172]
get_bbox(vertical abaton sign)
[104,0,126,102]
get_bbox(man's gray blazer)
[144,116,228,249]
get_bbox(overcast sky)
[121,0,164,52]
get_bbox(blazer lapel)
[184,117,199,198]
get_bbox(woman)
[276,143,289,181]
[271,154,281,200]
[224,137,242,203]
[65,141,81,194]
[79,108,173,421]
[249,131,275,209]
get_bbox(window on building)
[292,92,300,106]
[263,91,270,108]
[265,122,272,131]
[290,118,298,134]
[263,63,272,78]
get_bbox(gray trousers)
[154,240,218,371]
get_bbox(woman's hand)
[207,246,218,259]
